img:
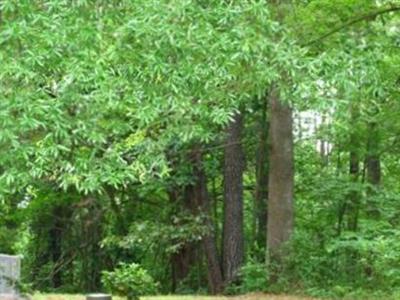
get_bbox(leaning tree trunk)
[267,86,294,265]
[222,113,245,285]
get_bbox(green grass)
[32,293,317,300]
[32,295,229,300]
[32,296,225,300]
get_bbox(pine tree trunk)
[222,113,245,285]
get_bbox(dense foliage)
[1,0,400,299]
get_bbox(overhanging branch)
[303,4,400,46]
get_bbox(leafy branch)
[304,4,400,46]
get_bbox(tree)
[267,86,294,264]
[266,1,295,272]
[254,97,269,255]
[190,149,224,294]
[2,0,400,298]
[222,113,245,285]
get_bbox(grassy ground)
[32,294,318,300]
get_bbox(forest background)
[1,0,400,299]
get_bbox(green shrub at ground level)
[102,263,158,300]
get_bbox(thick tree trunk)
[222,113,245,285]
[191,149,224,294]
[266,1,295,267]
[267,86,294,263]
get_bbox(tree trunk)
[365,121,381,218]
[50,205,64,289]
[267,86,294,263]
[320,114,329,167]
[170,242,196,292]
[168,186,197,292]
[366,153,381,186]
[347,106,361,232]
[222,113,245,285]
[254,98,269,255]
[347,151,360,231]
[191,149,224,294]
[76,196,105,292]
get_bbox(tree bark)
[222,113,245,285]
[267,86,294,262]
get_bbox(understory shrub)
[101,263,158,300]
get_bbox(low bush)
[102,263,158,300]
